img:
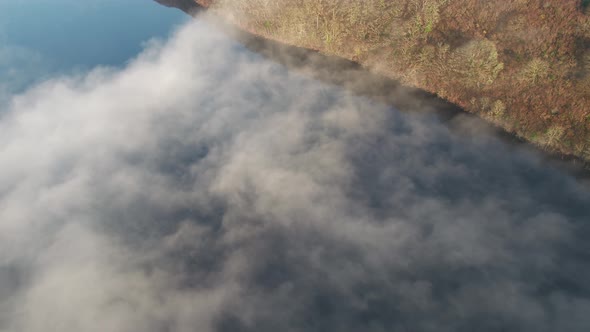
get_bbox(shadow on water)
[155,0,590,181]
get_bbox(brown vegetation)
[193,0,590,161]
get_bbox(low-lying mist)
[1,18,589,332]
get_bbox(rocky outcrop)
[154,0,203,16]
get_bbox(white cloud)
[0,17,589,332]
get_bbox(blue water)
[0,0,187,96]
[1,2,590,331]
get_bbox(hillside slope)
[163,0,590,162]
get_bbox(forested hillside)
[187,0,590,161]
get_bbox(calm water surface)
[0,2,589,332]
[0,0,187,96]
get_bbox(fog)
[0,18,589,332]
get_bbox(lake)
[0,2,589,332]
[0,0,187,100]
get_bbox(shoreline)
[155,0,590,180]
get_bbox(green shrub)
[491,100,506,119]
[520,58,551,84]
[449,39,504,89]
[545,126,565,147]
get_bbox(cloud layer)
[0,18,589,332]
